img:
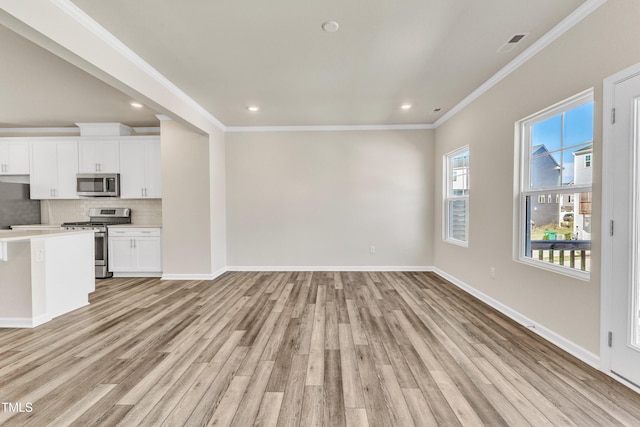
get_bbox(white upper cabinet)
[78,139,120,173]
[1,131,161,200]
[120,138,161,199]
[30,140,79,199]
[0,139,30,175]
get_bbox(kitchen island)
[0,229,95,328]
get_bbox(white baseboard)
[226,265,435,272]
[162,267,228,281]
[112,272,162,278]
[432,267,600,369]
[0,314,51,328]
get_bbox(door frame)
[601,62,640,393]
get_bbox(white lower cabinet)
[108,227,162,276]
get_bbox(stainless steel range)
[62,208,131,278]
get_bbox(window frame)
[444,145,470,247]
[515,89,593,280]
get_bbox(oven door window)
[95,233,106,266]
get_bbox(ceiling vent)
[497,33,529,53]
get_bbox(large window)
[517,90,593,278]
[445,146,469,246]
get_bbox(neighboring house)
[573,144,593,239]
[451,152,469,196]
[530,145,562,227]
[573,144,593,185]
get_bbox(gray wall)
[160,120,212,276]
[433,0,640,355]
[209,126,227,275]
[226,130,434,267]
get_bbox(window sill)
[444,238,468,248]
[515,256,590,282]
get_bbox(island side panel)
[30,239,50,326]
[0,241,34,326]
[42,232,95,320]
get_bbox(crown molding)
[132,127,161,134]
[0,127,79,135]
[434,0,607,128]
[0,126,159,135]
[225,123,435,133]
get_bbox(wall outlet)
[370,245,376,255]
[490,267,496,279]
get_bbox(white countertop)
[0,229,94,243]
[11,224,62,230]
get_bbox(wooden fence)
[530,240,591,271]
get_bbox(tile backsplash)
[41,199,162,225]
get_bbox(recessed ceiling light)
[246,106,260,112]
[130,102,143,108]
[321,21,339,33]
[401,104,412,110]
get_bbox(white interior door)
[604,66,640,389]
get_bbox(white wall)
[433,0,640,355]
[226,130,434,267]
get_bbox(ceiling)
[2,0,587,128]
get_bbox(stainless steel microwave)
[77,173,120,197]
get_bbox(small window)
[517,90,593,278]
[444,147,469,246]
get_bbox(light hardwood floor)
[1,271,639,426]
